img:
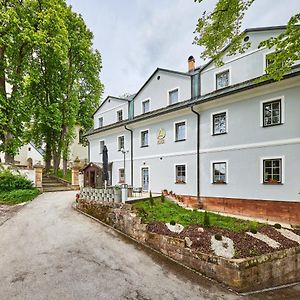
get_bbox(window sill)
[263,182,283,185]
[262,123,283,128]
[175,139,186,142]
[216,85,229,91]
[140,145,149,148]
[212,182,227,185]
[175,182,186,184]
[212,132,227,136]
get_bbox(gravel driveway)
[0,191,299,300]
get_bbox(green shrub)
[249,248,258,257]
[274,223,282,229]
[0,189,40,205]
[149,191,154,206]
[215,234,222,241]
[170,220,176,225]
[250,227,257,234]
[160,193,165,203]
[203,211,210,228]
[0,169,34,192]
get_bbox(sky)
[66,0,299,100]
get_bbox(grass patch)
[133,198,261,232]
[0,189,40,205]
[48,169,72,183]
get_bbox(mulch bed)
[147,221,300,259]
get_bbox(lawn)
[48,169,72,183]
[133,198,261,232]
[0,189,40,205]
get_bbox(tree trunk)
[63,159,68,176]
[53,152,60,174]
[44,142,52,173]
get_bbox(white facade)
[87,26,300,204]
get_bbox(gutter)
[191,106,200,201]
[124,125,133,187]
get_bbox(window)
[142,100,150,114]
[191,73,200,98]
[118,136,124,151]
[175,165,186,184]
[169,89,179,105]
[212,112,227,135]
[117,110,123,122]
[99,140,105,153]
[175,121,186,142]
[263,99,281,127]
[98,117,103,128]
[119,168,125,183]
[141,130,149,147]
[263,158,282,184]
[216,70,229,90]
[28,147,31,151]
[213,162,227,184]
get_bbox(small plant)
[250,227,257,234]
[162,189,168,195]
[170,220,176,226]
[203,211,210,228]
[160,193,165,203]
[169,190,173,195]
[149,191,154,206]
[274,223,282,229]
[215,234,222,241]
[249,248,258,257]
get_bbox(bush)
[274,223,282,229]
[203,211,210,228]
[160,193,165,203]
[215,234,222,241]
[0,169,34,192]
[0,189,40,205]
[149,191,154,206]
[250,227,257,234]
[170,220,176,225]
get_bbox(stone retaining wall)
[80,187,121,203]
[76,199,300,293]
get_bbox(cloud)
[66,0,299,100]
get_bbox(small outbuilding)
[81,162,112,188]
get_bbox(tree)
[0,0,36,163]
[194,0,300,81]
[26,0,103,173]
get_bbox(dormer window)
[117,110,123,122]
[216,70,229,90]
[169,89,179,105]
[98,117,103,128]
[142,100,150,114]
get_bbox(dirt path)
[0,191,298,300]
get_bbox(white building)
[85,26,300,223]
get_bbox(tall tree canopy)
[0,0,103,169]
[194,0,300,81]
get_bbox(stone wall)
[80,187,122,203]
[76,199,300,293]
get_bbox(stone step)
[43,186,73,192]
[42,182,66,187]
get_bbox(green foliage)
[215,234,222,241]
[194,0,300,80]
[274,223,282,229]
[160,193,165,203]
[203,211,210,228]
[48,169,72,183]
[0,169,34,192]
[249,248,258,257]
[149,191,154,206]
[0,189,40,205]
[133,198,262,232]
[170,220,176,226]
[250,227,257,234]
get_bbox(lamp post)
[120,148,128,183]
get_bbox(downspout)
[191,106,200,202]
[88,140,90,163]
[124,125,133,187]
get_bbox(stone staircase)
[42,176,73,192]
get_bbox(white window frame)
[116,109,123,122]
[263,50,274,74]
[174,163,187,184]
[141,98,151,114]
[211,160,228,184]
[211,109,228,135]
[98,117,104,128]
[168,87,180,105]
[99,140,105,154]
[174,120,187,142]
[117,135,125,151]
[214,67,231,90]
[260,96,285,127]
[140,129,149,147]
[140,165,150,192]
[260,155,285,184]
[118,168,125,183]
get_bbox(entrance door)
[141,167,149,192]
[90,171,96,188]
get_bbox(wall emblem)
[157,128,166,144]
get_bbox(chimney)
[188,56,195,72]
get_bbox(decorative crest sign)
[157,128,166,144]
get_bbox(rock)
[211,236,235,259]
[247,232,281,249]
[166,223,184,234]
[197,227,204,233]
[185,237,193,248]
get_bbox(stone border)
[73,200,300,294]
